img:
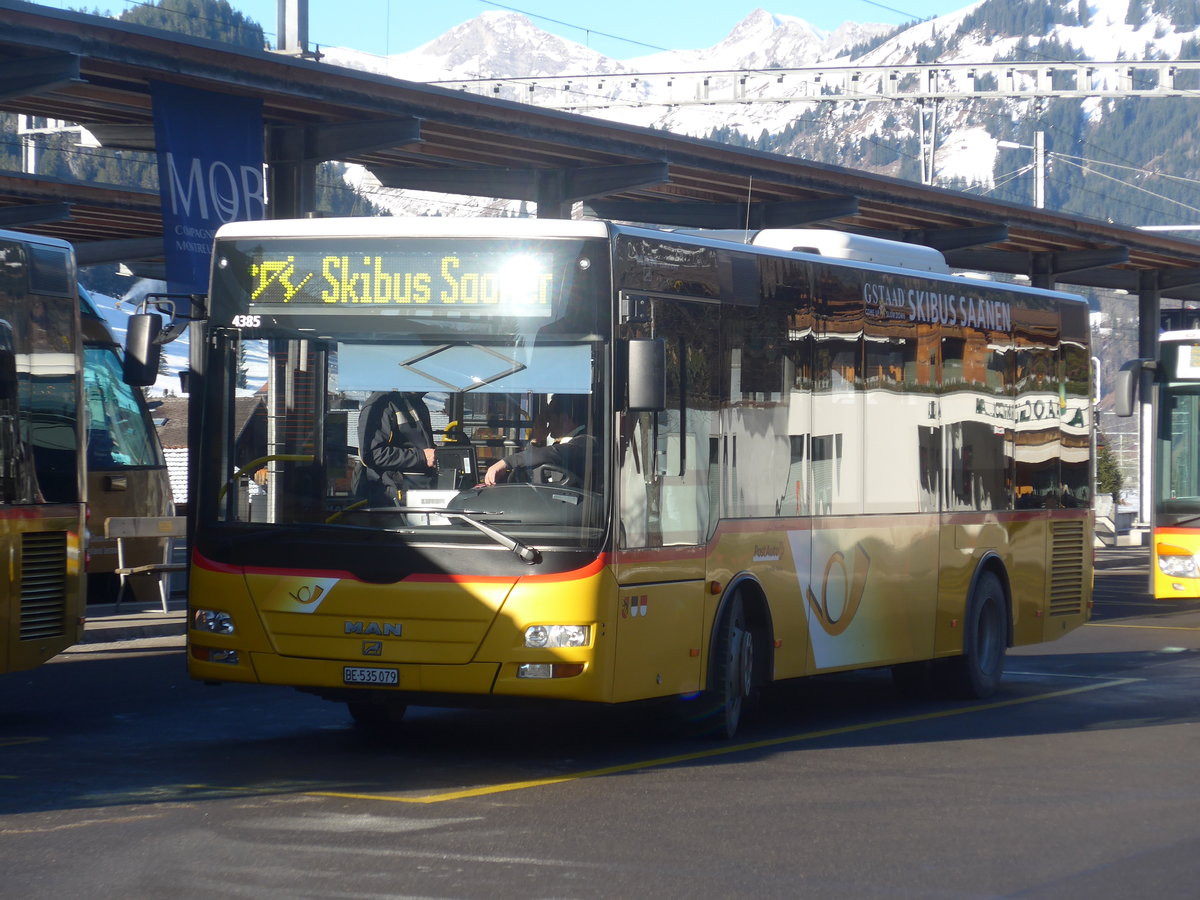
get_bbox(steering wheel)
[532,463,580,487]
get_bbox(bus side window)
[618,305,713,548]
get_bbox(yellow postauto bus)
[1118,326,1200,599]
[0,230,86,673]
[147,217,1092,736]
[78,286,173,604]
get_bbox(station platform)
[82,597,187,644]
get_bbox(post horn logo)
[806,544,870,636]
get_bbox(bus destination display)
[1171,341,1200,380]
[230,243,557,316]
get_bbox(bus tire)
[943,570,1007,699]
[700,592,755,740]
[347,700,408,732]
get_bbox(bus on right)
[1119,324,1200,598]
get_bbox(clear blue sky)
[217,0,956,59]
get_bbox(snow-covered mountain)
[320,7,897,166]
[317,1,1200,227]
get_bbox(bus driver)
[482,394,592,488]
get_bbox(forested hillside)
[716,1,1200,229]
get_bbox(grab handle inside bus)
[123,312,162,387]
[627,337,666,412]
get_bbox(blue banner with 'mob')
[151,82,265,295]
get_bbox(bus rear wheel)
[942,571,1007,699]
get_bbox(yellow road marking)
[305,677,1140,805]
[0,737,48,749]
[1087,622,1200,631]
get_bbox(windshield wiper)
[393,506,542,565]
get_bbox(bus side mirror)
[123,312,162,387]
[1114,358,1153,417]
[627,338,666,412]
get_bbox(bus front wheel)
[702,593,755,739]
[942,571,1007,699]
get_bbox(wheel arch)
[707,574,775,691]
[969,552,1013,648]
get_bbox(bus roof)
[214,217,612,241]
[0,228,73,253]
[212,217,1085,302]
[1160,329,1200,342]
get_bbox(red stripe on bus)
[404,554,610,584]
[191,549,362,580]
[191,548,610,584]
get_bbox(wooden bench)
[103,516,187,613]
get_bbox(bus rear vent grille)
[1048,520,1087,617]
[20,531,68,640]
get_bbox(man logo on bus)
[807,544,870,636]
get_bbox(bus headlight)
[524,624,589,648]
[1156,544,1198,579]
[193,609,235,635]
[191,645,240,665]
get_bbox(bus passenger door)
[612,301,712,702]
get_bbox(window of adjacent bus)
[27,292,81,504]
[0,245,80,506]
[1157,383,1200,515]
[84,346,163,469]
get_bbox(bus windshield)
[197,232,611,566]
[84,344,165,469]
[1157,340,1200,520]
